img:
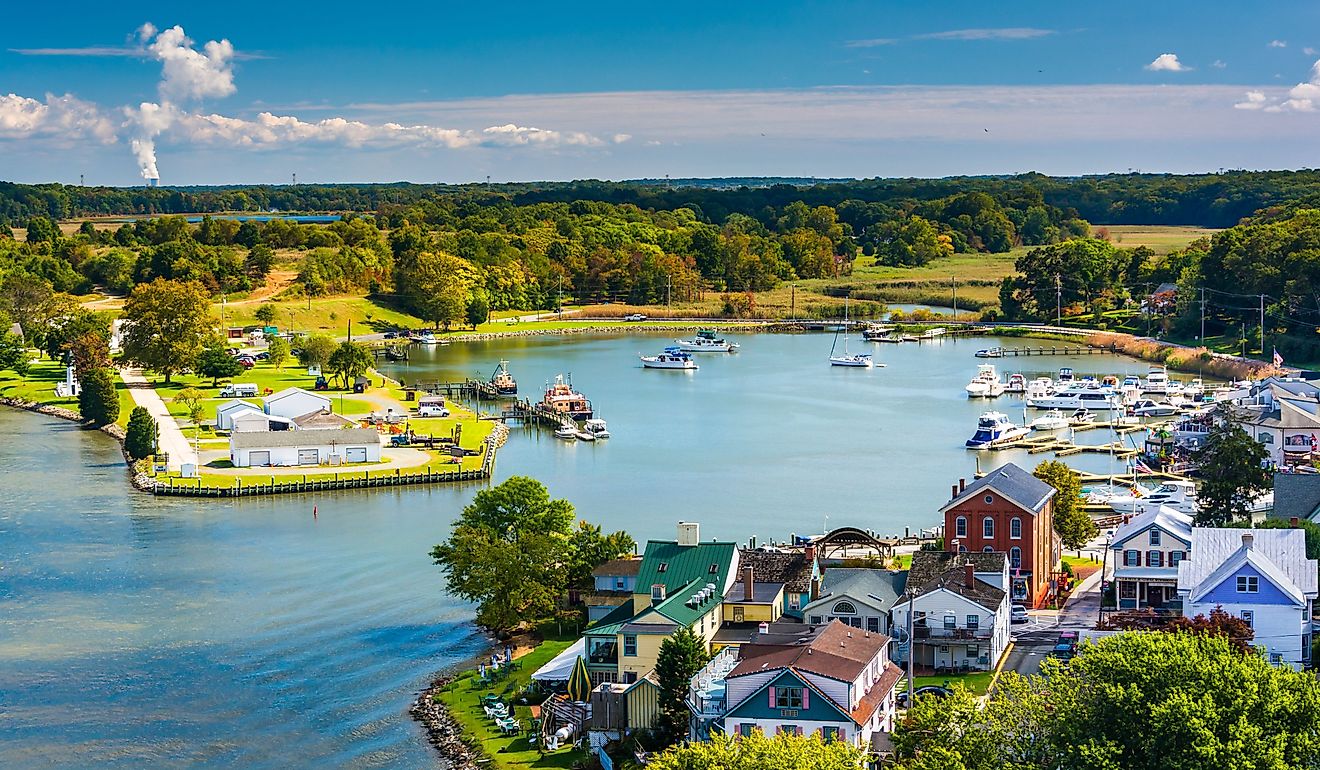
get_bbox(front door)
[733,607,744,623]
[298,448,319,465]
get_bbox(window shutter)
[768,686,776,708]
[802,688,809,709]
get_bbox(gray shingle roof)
[734,549,814,592]
[230,427,381,449]
[904,551,1008,609]
[1271,474,1320,523]
[814,568,908,611]
[941,463,1056,513]
[1177,528,1318,598]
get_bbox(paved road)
[120,368,198,471]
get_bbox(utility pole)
[347,318,352,343]
[1259,294,1266,357]
[1055,274,1062,327]
[951,276,958,322]
[1200,287,1206,341]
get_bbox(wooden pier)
[407,379,502,400]
[976,345,1104,357]
[493,400,579,431]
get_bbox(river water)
[0,332,1163,768]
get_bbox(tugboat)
[489,360,518,396]
[965,411,1031,449]
[542,374,593,420]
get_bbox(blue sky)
[4,1,1320,185]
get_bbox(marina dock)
[976,345,1105,357]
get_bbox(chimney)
[965,562,975,587]
[677,521,700,546]
[960,478,967,493]
[951,483,959,499]
[743,566,755,601]
[1242,533,1254,550]
[1292,517,1300,528]
[805,542,817,563]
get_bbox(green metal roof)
[648,577,724,627]
[634,539,738,598]
[585,600,637,637]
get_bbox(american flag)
[1274,347,1285,367]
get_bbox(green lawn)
[434,638,588,770]
[218,295,428,335]
[0,356,136,428]
[908,670,997,696]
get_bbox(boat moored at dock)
[489,360,518,396]
[965,411,1032,449]
[542,374,593,420]
[581,418,611,439]
[676,329,739,352]
[965,364,1006,397]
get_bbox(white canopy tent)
[531,638,585,682]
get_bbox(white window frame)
[1237,575,1259,594]
[955,516,967,538]
[983,517,995,538]
[1149,529,1161,546]
[1010,517,1022,539]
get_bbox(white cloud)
[1234,90,1268,110]
[1270,40,1288,48]
[844,38,897,48]
[147,25,236,102]
[1212,59,1227,69]
[1307,47,1319,56]
[914,28,1055,41]
[1146,53,1190,72]
[0,92,116,143]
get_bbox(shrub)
[125,406,158,459]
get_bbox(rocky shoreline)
[410,674,489,770]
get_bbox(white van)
[417,395,449,418]
[220,383,259,398]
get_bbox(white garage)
[263,387,332,420]
[229,427,383,468]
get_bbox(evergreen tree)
[195,344,245,387]
[655,627,710,746]
[77,367,120,427]
[1034,459,1096,550]
[125,406,158,459]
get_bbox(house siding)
[944,492,1058,608]
[801,594,892,635]
[1198,564,1299,606]
[892,588,1010,672]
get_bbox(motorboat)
[1030,409,1069,431]
[862,324,896,341]
[542,374,593,420]
[1027,385,1117,411]
[415,332,441,345]
[1005,373,1027,393]
[1109,481,1198,515]
[1130,399,1178,417]
[1122,374,1142,389]
[676,329,739,352]
[1068,408,1097,425]
[1057,367,1075,384]
[1082,484,1128,505]
[974,348,1003,358]
[555,424,578,440]
[1144,366,1170,394]
[1026,377,1054,400]
[965,411,1032,449]
[921,327,946,339]
[829,297,878,368]
[581,418,611,439]
[641,347,699,370]
[489,360,518,396]
[965,364,1006,397]
[1185,378,1205,399]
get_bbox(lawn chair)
[497,717,521,735]
[484,704,509,720]
[479,694,504,706]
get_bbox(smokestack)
[1242,533,1254,550]
[805,542,817,563]
[965,562,975,587]
[147,178,159,188]
[677,521,700,546]
[743,566,755,601]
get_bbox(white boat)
[1030,409,1069,431]
[415,332,441,345]
[921,327,946,339]
[965,411,1031,449]
[1144,366,1170,394]
[640,347,698,370]
[1057,367,1075,384]
[1185,378,1205,399]
[1026,377,1054,400]
[554,424,578,439]
[675,329,739,352]
[1122,374,1142,389]
[1068,408,1097,425]
[965,364,1006,397]
[1130,399,1178,417]
[1005,373,1027,393]
[974,348,1003,358]
[1027,386,1118,411]
[1109,481,1198,515]
[829,298,877,368]
[581,418,611,439]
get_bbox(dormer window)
[1150,530,1162,546]
[651,584,667,603]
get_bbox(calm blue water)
[0,333,1165,768]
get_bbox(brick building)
[939,463,1061,608]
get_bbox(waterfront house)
[890,551,1011,673]
[263,387,332,420]
[229,427,383,467]
[717,621,902,752]
[1177,528,1318,669]
[801,568,907,636]
[1108,506,1193,610]
[216,399,259,431]
[1229,378,1320,468]
[581,522,739,685]
[941,463,1060,608]
[585,558,642,622]
[1269,473,1320,524]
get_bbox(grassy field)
[1099,225,1219,255]
[434,637,587,770]
[0,357,136,428]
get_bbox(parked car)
[236,358,255,369]
[1010,604,1030,624]
[383,331,398,339]
[623,313,647,321]
[255,352,270,361]
[1048,643,1075,660]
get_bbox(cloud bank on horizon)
[1,23,622,182]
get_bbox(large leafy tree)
[119,279,214,384]
[430,476,577,632]
[402,251,476,330]
[565,522,636,587]
[77,367,120,427]
[327,341,373,389]
[1034,460,1096,550]
[893,632,1320,770]
[654,627,710,746]
[649,731,865,770]
[266,336,290,370]
[1194,408,1271,526]
[196,344,244,387]
[297,333,337,369]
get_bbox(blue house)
[1178,528,1318,669]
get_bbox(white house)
[802,568,907,636]
[216,399,259,431]
[890,551,1011,673]
[1108,506,1193,610]
[1178,528,1318,669]
[1230,378,1320,468]
[229,427,382,467]
[263,388,332,420]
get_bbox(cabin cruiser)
[542,374,593,420]
[1027,385,1117,411]
[641,347,698,370]
[1108,481,1198,515]
[1184,378,1205,400]
[862,324,896,341]
[966,411,1032,449]
[974,348,1003,358]
[965,364,1006,397]
[1130,399,1178,417]
[1005,373,1027,393]
[415,331,441,345]
[1026,377,1054,400]
[1057,367,1075,384]
[1030,409,1069,431]
[1144,366,1170,394]
[676,329,739,352]
[830,352,874,368]
[555,424,579,440]
[489,360,518,396]
[581,418,611,440]
[1122,374,1142,389]
[1068,408,1097,425]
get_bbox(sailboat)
[829,298,879,368]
